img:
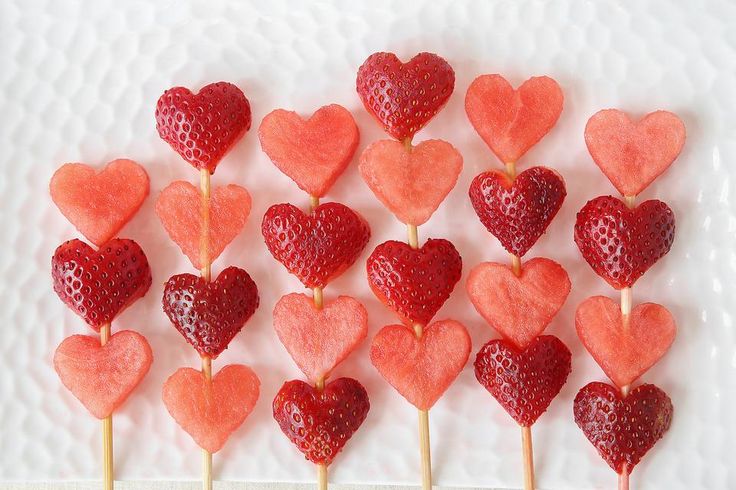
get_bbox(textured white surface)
[0,0,735,489]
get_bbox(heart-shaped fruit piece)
[273,293,368,384]
[367,239,462,325]
[360,139,463,226]
[273,377,370,465]
[356,52,455,141]
[162,266,259,358]
[574,382,673,474]
[370,320,471,410]
[469,166,566,256]
[54,330,153,419]
[466,258,570,349]
[475,335,571,426]
[155,82,251,173]
[465,75,563,164]
[259,104,359,197]
[262,202,370,288]
[50,159,149,246]
[575,196,675,289]
[162,364,260,453]
[585,109,686,196]
[156,181,251,269]
[52,239,152,330]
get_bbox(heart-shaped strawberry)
[273,377,369,465]
[574,382,673,474]
[469,166,566,256]
[465,75,563,164]
[576,296,676,388]
[162,364,260,453]
[585,109,686,196]
[273,293,367,384]
[52,239,152,330]
[359,139,463,226]
[356,52,455,141]
[259,104,360,197]
[475,335,571,426]
[466,258,570,349]
[162,266,259,358]
[156,81,251,173]
[367,239,462,325]
[50,159,150,246]
[575,196,675,289]
[156,181,251,269]
[370,320,471,410]
[262,202,370,288]
[54,330,153,419]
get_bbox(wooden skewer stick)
[310,195,320,213]
[201,356,213,490]
[100,322,113,490]
[199,168,213,490]
[318,463,328,490]
[619,464,630,490]
[521,425,535,490]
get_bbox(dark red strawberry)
[469,166,566,257]
[262,202,370,288]
[162,266,259,358]
[52,239,152,330]
[155,82,251,173]
[273,377,370,465]
[574,382,673,474]
[356,52,455,141]
[575,196,675,289]
[367,239,461,325]
[474,335,571,426]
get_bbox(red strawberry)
[366,239,462,325]
[469,166,566,257]
[155,82,251,173]
[474,335,571,426]
[574,382,673,474]
[262,202,370,288]
[575,196,675,289]
[162,266,259,358]
[356,52,455,141]
[273,377,370,465]
[52,239,152,330]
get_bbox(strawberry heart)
[156,82,251,173]
[469,166,566,257]
[54,330,153,419]
[585,109,686,196]
[359,139,462,226]
[356,51,455,141]
[262,202,370,288]
[574,382,673,474]
[50,159,149,246]
[575,196,676,289]
[370,320,471,410]
[156,181,251,269]
[162,267,259,358]
[162,364,260,453]
[475,335,571,426]
[52,239,152,330]
[465,75,563,164]
[576,296,676,388]
[367,239,462,325]
[273,293,368,384]
[466,258,570,349]
[259,104,360,197]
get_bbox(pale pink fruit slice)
[370,320,471,410]
[359,139,462,225]
[259,104,359,197]
[162,364,259,453]
[156,181,251,269]
[576,296,676,388]
[466,258,570,349]
[54,330,153,419]
[50,159,149,246]
[585,109,686,196]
